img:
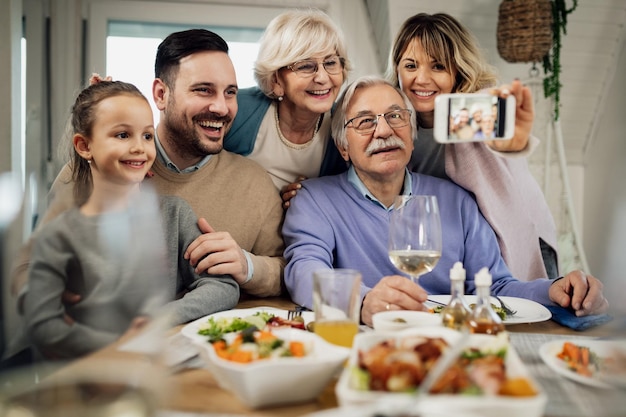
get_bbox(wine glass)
[388,195,442,283]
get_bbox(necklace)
[274,105,322,150]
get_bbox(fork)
[494,295,517,316]
[287,309,303,320]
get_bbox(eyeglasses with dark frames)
[286,56,344,77]
[344,109,412,135]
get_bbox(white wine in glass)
[388,195,442,283]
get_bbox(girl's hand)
[487,79,534,152]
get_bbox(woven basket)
[497,0,553,63]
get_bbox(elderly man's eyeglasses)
[344,109,412,135]
[286,56,344,77]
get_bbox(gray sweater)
[24,194,239,359]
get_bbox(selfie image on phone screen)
[434,93,515,143]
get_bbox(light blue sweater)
[283,171,554,310]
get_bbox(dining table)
[56,296,623,417]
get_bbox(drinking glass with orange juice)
[312,269,362,348]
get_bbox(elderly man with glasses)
[282,76,608,327]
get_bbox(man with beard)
[11,29,284,308]
[282,76,608,327]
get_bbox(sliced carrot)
[562,341,580,362]
[558,342,595,377]
[256,330,277,341]
[289,341,306,357]
[230,350,254,363]
[581,346,590,367]
[212,340,227,351]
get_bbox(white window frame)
[86,1,315,75]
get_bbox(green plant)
[542,0,579,120]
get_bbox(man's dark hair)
[155,29,229,87]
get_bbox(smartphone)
[433,93,516,143]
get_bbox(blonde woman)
[388,13,558,281]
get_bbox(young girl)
[24,80,239,359]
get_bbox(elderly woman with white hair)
[224,9,350,207]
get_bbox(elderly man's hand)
[548,270,609,316]
[360,275,429,326]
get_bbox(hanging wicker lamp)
[497,0,553,63]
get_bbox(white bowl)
[372,310,442,331]
[193,327,349,408]
[335,327,547,417]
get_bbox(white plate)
[539,339,626,389]
[426,295,551,324]
[372,310,442,331]
[180,307,314,344]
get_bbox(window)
[88,1,290,124]
[106,21,262,124]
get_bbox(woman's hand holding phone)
[486,79,534,152]
[434,91,516,144]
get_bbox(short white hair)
[331,76,416,151]
[254,8,351,97]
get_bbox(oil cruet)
[467,267,505,335]
[441,262,472,330]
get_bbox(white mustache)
[365,136,406,156]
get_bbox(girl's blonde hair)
[64,81,148,205]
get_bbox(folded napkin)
[547,305,613,331]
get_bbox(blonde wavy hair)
[386,13,498,93]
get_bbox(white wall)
[584,39,626,314]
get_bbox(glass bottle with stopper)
[441,261,471,330]
[467,267,505,335]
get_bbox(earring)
[87,159,92,164]
[277,96,283,102]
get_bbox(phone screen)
[446,95,507,140]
